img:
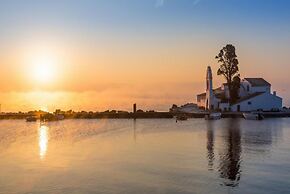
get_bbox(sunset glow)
[39,125,49,160]
[0,0,289,112]
[32,56,57,83]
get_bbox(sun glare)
[32,55,57,83]
[40,106,49,112]
[39,125,49,160]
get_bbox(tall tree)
[216,44,240,103]
[231,76,241,103]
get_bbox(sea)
[0,118,290,194]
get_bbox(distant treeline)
[2,109,290,120]
[0,110,175,120]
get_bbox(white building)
[170,103,200,113]
[197,66,282,112]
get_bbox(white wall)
[179,106,200,113]
[197,97,206,108]
[212,96,220,110]
[231,92,282,112]
[251,86,271,93]
[219,102,230,111]
[239,83,248,97]
[222,85,230,99]
[197,95,221,110]
[241,80,271,94]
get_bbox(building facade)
[197,66,282,112]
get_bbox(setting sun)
[32,56,57,83]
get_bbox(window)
[248,101,252,105]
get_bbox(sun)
[35,63,54,81]
[32,55,57,83]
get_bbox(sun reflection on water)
[39,125,49,160]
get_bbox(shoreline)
[1,111,290,120]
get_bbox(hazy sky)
[0,0,290,112]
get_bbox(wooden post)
[133,103,137,119]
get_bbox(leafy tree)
[231,76,241,103]
[216,44,240,103]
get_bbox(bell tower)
[206,66,214,110]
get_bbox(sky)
[0,0,290,112]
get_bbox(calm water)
[0,118,290,194]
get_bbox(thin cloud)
[156,0,202,7]
[155,0,165,7]
[193,0,201,6]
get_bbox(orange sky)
[0,0,289,112]
[1,37,289,112]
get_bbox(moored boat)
[56,114,65,120]
[243,112,264,120]
[26,116,37,122]
[205,112,222,120]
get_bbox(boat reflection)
[38,124,49,160]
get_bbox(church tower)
[206,66,214,110]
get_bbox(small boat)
[56,114,65,120]
[176,115,188,121]
[40,113,65,122]
[26,116,37,122]
[243,112,264,120]
[205,112,222,120]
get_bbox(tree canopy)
[216,44,240,103]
